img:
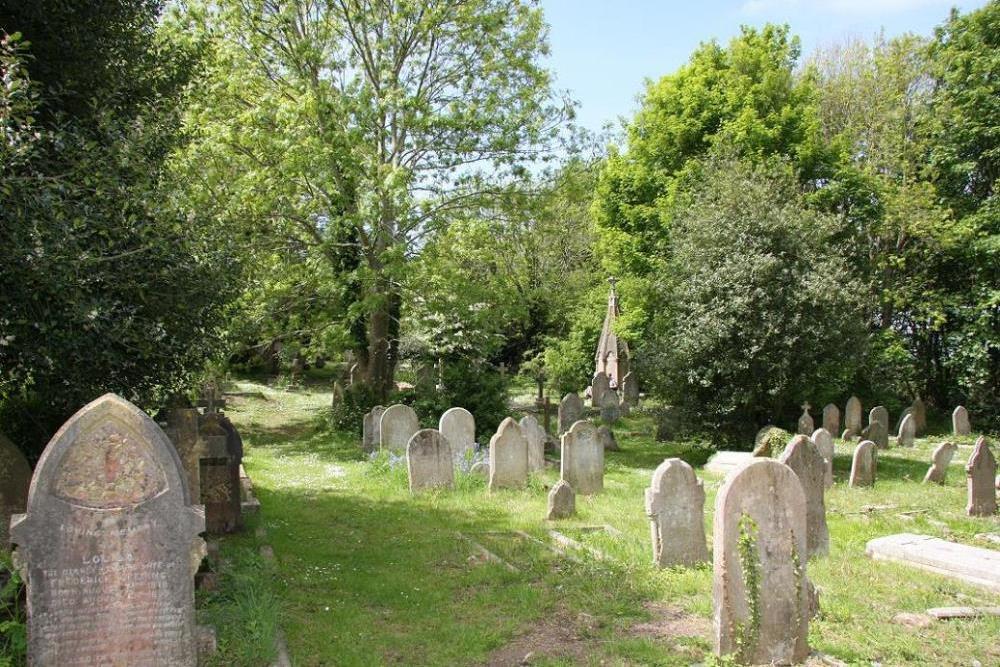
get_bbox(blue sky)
[540,0,988,136]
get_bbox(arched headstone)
[599,391,621,424]
[821,403,840,436]
[363,405,386,452]
[406,430,454,493]
[591,372,610,408]
[546,480,575,520]
[488,418,528,491]
[966,436,996,517]
[844,396,862,438]
[811,428,834,489]
[518,415,546,473]
[440,407,475,466]
[778,436,829,557]
[952,406,971,436]
[380,404,420,453]
[558,393,583,435]
[897,413,916,448]
[868,406,889,449]
[560,420,603,495]
[849,440,876,487]
[645,458,707,567]
[910,397,927,435]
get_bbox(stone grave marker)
[591,372,610,408]
[849,440,876,487]
[869,406,889,449]
[198,413,241,534]
[164,407,201,504]
[488,418,528,491]
[894,408,913,435]
[519,415,546,473]
[844,396,862,438]
[560,420,603,495]
[952,406,971,436]
[645,458,707,568]
[811,428,835,489]
[866,534,1000,593]
[797,403,814,436]
[599,391,621,424]
[546,480,575,520]
[778,435,829,557]
[923,441,957,485]
[911,397,927,435]
[966,436,997,517]
[9,394,206,666]
[0,431,31,547]
[897,413,916,448]
[406,429,454,493]
[822,403,840,437]
[558,393,583,435]
[379,404,420,453]
[440,407,475,466]
[622,371,639,408]
[362,405,386,453]
[712,458,811,665]
[596,425,618,451]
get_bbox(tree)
[173,0,570,401]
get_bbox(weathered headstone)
[164,407,202,504]
[379,404,420,453]
[362,405,386,452]
[869,406,889,449]
[546,480,575,520]
[797,403,814,436]
[712,459,811,665]
[558,393,584,435]
[440,407,475,466]
[811,428,835,489]
[198,413,241,534]
[406,429,454,493]
[599,391,621,424]
[622,371,639,408]
[849,440,876,487]
[9,394,206,666]
[952,406,971,436]
[645,458,707,568]
[923,441,957,485]
[560,420,603,495]
[0,431,31,547]
[596,425,619,451]
[821,403,839,437]
[897,413,916,448]
[845,395,862,438]
[488,418,528,491]
[591,371,610,408]
[778,435,829,557]
[911,397,927,435]
[894,407,913,435]
[966,436,997,517]
[518,415,546,473]
[216,413,244,530]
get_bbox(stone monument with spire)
[594,277,631,390]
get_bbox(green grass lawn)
[202,379,1000,666]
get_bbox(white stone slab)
[865,533,1000,592]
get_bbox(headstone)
[894,407,913,434]
[844,396,862,438]
[379,404,420,453]
[488,418,528,491]
[849,440,876,487]
[596,425,619,451]
[591,372,610,408]
[560,420,603,495]
[198,413,241,534]
[952,406,971,436]
[811,428,835,489]
[797,403,814,436]
[778,435,829,557]
[518,415,546,473]
[821,403,839,436]
[440,407,475,466]
[165,407,202,504]
[866,534,1000,593]
[923,441,957,485]
[217,414,244,529]
[0,431,31,547]
[712,459,811,665]
[897,413,916,448]
[599,391,621,424]
[622,371,639,408]
[645,458,707,567]
[558,393,583,435]
[406,429,454,493]
[546,480,575,520]
[362,405,386,452]
[9,394,206,666]
[911,397,927,435]
[966,436,997,517]
[869,406,889,449]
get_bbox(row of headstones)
[797,396,974,444]
[587,371,639,421]
[556,390,628,433]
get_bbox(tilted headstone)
[622,371,639,408]
[966,436,997,517]
[712,459,811,665]
[822,403,840,437]
[849,440,876,487]
[923,441,957,485]
[560,420,603,495]
[844,396,862,438]
[910,397,927,435]
[546,480,575,520]
[645,458,707,568]
[797,403,814,436]
[0,431,31,547]
[599,391,621,424]
[518,415,546,473]
[558,393,583,435]
[869,406,889,449]
[894,407,913,435]
[591,372,610,408]
[406,429,454,493]
[9,394,206,666]
[596,425,618,451]
[440,407,475,466]
[198,413,241,534]
[811,428,835,490]
[897,413,916,448]
[952,406,971,436]
[362,405,386,452]
[379,404,420,453]
[488,418,528,491]
[778,435,829,557]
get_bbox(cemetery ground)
[202,376,1000,666]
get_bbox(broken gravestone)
[923,441,957,485]
[560,420,603,495]
[558,393,583,436]
[822,403,840,437]
[844,395,863,438]
[849,440,876,488]
[712,458,811,665]
[406,429,454,493]
[488,418,528,491]
[546,480,575,520]
[897,413,916,448]
[439,407,475,467]
[811,428,835,490]
[9,394,206,666]
[952,406,971,436]
[778,435,829,558]
[966,436,997,517]
[519,415,546,473]
[0,431,31,547]
[379,404,420,453]
[645,458,707,568]
[362,405,386,453]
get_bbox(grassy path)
[204,379,1000,666]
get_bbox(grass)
[203,377,1000,666]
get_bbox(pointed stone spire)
[594,277,631,388]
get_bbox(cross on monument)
[801,402,811,412]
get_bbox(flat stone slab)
[704,451,753,475]
[865,533,1000,592]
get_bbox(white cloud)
[741,0,953,15]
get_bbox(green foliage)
[412,359,510,441]
[0,554,25,666]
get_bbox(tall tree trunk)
[365,281,402,403]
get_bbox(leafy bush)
[0,554,26,667]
